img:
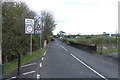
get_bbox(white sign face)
[25,19,34,34]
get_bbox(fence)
[69,41,97,52]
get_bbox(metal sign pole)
[30,34,32,55]
[18,52,21,76]
[40,34,41,48]
[116,31,118,48]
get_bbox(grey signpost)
[35,21,42,48]
[25,18,34,55]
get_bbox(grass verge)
[4,48,46,74]
[97,48,118,54]
[67,38,77,42]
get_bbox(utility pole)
[0,0,2,65]
[0,1,3,79]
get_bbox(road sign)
[35,24,42,34]
[25,19,34,34]
[25,18,34,55]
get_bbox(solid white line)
[23,71,35,75]
[37,74,40,79]
[21,63,36,68]
[41,57,44,60]
[40,63,42,68]
[44,51,46,56]
[70,54,108,80]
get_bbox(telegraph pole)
[0,0,2,65]
[0,1,3,79]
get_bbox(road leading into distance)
[39,40,118,79]
[5,40,118,79]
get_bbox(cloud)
[65,1,82,5]
[23,0,119,35]
[64,0,100,6]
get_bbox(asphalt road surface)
[5,40,118,80]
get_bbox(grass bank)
[97,48,118,54]
[4,48,46,74]
[62,38,118,54]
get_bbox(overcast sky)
[21,0,119,35]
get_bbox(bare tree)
[40,10,56,43]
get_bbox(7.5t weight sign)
[25,19,34,34]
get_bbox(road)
[5,40,118,79]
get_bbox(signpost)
[25,18,34,55]
[35,21,43,48]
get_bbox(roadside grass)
[96,48,118,54]
[65,38,118,55]
[67,38,77,42]
[4,48,46,74]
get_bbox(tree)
[2,2,38,62]
[40,10,56,43]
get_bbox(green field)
[67,38,77,42]
[97,48,118,54]
[64,36,118,54]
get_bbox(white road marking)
[63,47,68,52]
[44,51,46,56]
[40,63,42,68]
[21,63,36,68]
[60,45,68,52]
[37,74,40,79]
[8,76,16,80]
[41,57,44,60]
[23,71,35,75]
[70,54,108,80]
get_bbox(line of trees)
[2,2,56,63]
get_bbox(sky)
[10,0,120,35]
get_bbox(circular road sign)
[26,25,34,33]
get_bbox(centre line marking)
[23,71,35,75]
[37,74,40,79]
[8,76,16,80]
[44,51,46,56]
[21,63,36,68]
[63,47,68,52]
[40,63,42,68]
[70,54,108,80]
[60,45,68,52]
[41,57,44,60]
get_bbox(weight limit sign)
[25,19,34,34]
